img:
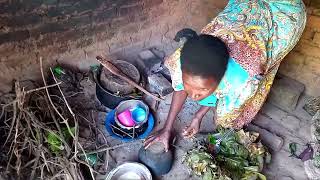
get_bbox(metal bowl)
[105,162,152,180]
[114,100,149,130]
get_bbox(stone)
[138,49,156,60]
[136,49,164,76]
[160,66,172,81]
[253,114,289,137]
[260,103,288,121]
[142,93,160,111]
[147,73,173,97]
[280,115,301,132]
[267,74,305,112]
[247,124,284,152]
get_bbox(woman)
[144,0,306,151]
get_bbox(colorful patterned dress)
[165,0,307,128]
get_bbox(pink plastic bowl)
[117,109,135,127]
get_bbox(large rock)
[147,73,173,97]
[267,74,305,112]
[135,49,163,76]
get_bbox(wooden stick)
[96,55,163,101]
[78,140,143,156]
[25,82,62,94]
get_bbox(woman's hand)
[143,129,173,152]
[182,117,202,138]
[182,106,212,138]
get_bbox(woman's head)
[180,34,229,101]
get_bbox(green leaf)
[243,166,259,172]
[62,127,75,141]
[241,171,266,180]
[313,154,320,168]
[53,66,65,76]
[47,132,63,154]
[90,64,100,72]
[289,142,297,157]
[82,154,97,166]
[203,171,213,180]
[208,134,217,144]
[257,172,267,180]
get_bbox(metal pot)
[100,60,140,95]
[138,142,173,176]
[114,100,149,130]
[93,65,141,109]
[105,162,152,180]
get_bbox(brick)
[313,32,320,44]
[304,0,311,6]
[42,0,58,5]
[93,8,118,23]
[55,29,85,44]
[2,15,42,27]
[31,15,91,37]
[0,30,30,45]
[120,23,141,34]
[48,1,103,17]
[301,27,315,40]
[267,74,305,111]
[312,8,320,16]
[303,56,320,73]
[75,38,94,48]
[311,0,320,8]
[0,2,23,14]
[143,0,163,9]
[283,51,306,67]
[0,0,43,14]
[307,15,320,30]
[294,40,320,57]
[119,4,143,16]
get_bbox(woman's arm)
[195,106,211,120]
[144,90,187,151]
[164,90,188,131]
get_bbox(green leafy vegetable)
[47,127,75,154]
[289,142,297,157]
[208,134,217,145]
[47,132,63,154]
[184,127,270,180]
[314,154,320,168]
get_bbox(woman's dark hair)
[180,34,229,82]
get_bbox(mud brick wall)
[279,0,320,96]
[0,0,223,92]
[1,0,319,97]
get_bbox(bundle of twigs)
[0,58,97,180]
